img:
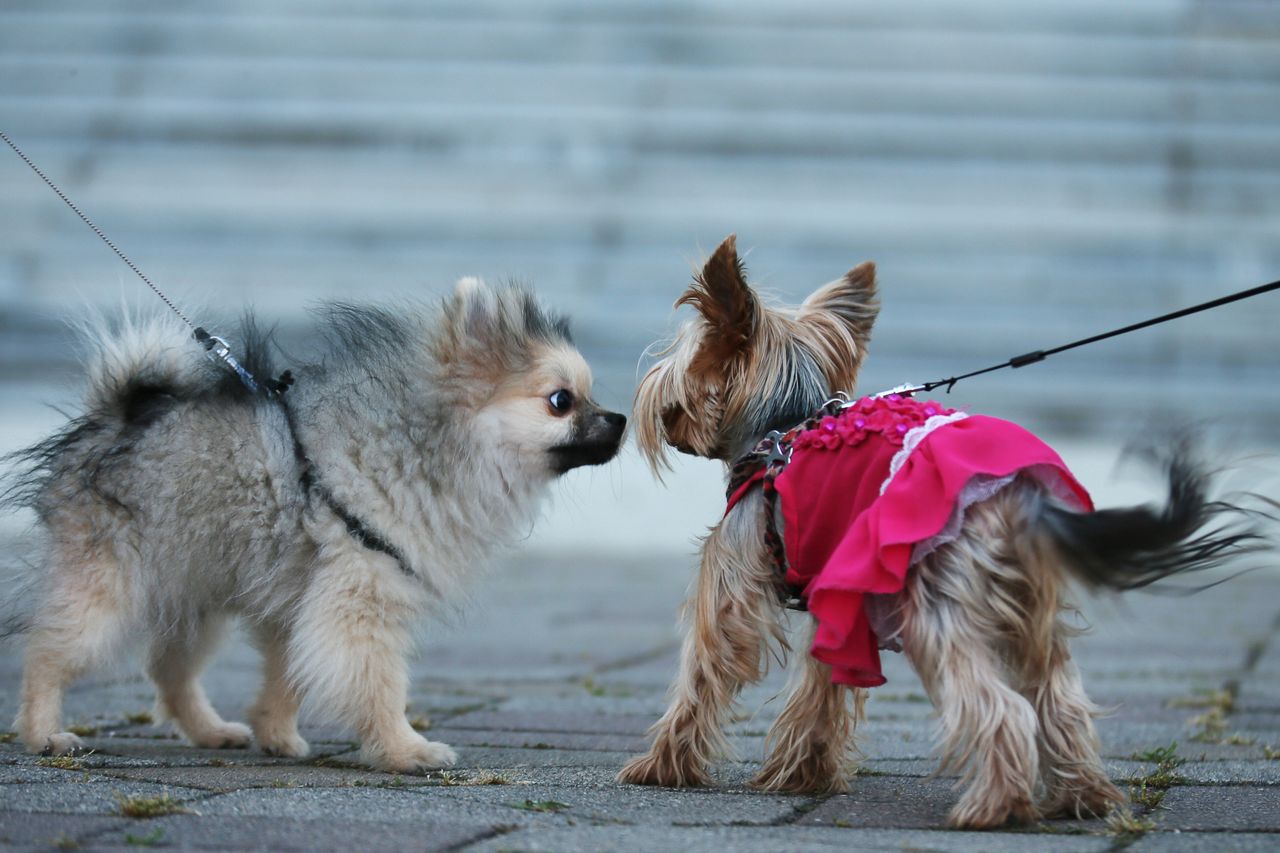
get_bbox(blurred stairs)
[1,0,1277,436]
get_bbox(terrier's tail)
[1041,442,1272,591]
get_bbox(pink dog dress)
[725,395,1092,687]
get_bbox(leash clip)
[195,327,263,395]
[756,429,792,469]
[874,383,924,398]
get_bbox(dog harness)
[725,395,1092,688]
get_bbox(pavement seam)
[588,639,682,675]
[423,821,522,852]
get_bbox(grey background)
[2,0,1278,440]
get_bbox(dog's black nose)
[602,411,627,431]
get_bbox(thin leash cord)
[899,277,1280,396]
[1,130,195,331]
[1,130,285,395]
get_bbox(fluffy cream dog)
[4,278,625,771]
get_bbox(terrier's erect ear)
[675,234,757,370]
[802,261,880,345]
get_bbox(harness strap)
[725,443,807,611]
[279,399,419,582]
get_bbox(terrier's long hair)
[619,235,1266,828]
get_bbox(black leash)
[893,278,1280,396]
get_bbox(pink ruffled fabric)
[771,398,1092,687]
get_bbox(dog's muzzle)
[550,407,627,474]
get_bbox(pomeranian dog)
[618,235,1263,828]
[3,277,625,771]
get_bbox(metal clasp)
[755,429,792,469]
[874,383,924,398]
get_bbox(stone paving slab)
[2,538,1278,851]
[189,782,809,829]
[0,779,211,815]
[1152,786,1280,832]
[0,814,135,851]
[97,815,499,853]
[465,825,1117,853]
[1126,833,1280,853]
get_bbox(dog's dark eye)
[547,389,574,415]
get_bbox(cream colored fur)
[8,280,623,771]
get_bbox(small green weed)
[438,769,512,786]
[1128,741,1187,796]
[1106,808,1156,837]
[1129,781,1165,810]
[38,751,94,771]
[124,711,154,725]
[116,793,188,819]
[124,827,165,846]
[1131,743,1183,765]
[1168,688,1234,712]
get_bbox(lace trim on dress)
[910,464,1092,565]
[879,411,970,495]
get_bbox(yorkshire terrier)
[618,234,1262,828]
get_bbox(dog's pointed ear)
[675,235,757,367]
[802,261,880,345]
[450,275,500,338]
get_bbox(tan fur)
[751,620,864,794]
[622,236,1125,829]
[10,279,625,770]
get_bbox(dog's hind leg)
[248,622,309,758]
[1023,633,1124,819]
[998,496,1124,819]
[902,521,1042,829]
[619,491,784,788]
[16,548,131,755]
[751,619,864,793]
[148,615,251,749]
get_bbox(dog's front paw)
[259,731,311,760]
[188,721,253,750]
[1041,779,1126,820]
[948,792,1039,830]
[365,735,457,773]
[750,756,849,794]
[38,732,86,756]
[617,750,710,788]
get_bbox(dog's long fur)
[3,279,625,770]
[618,235,1266,828]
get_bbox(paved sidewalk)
[1,520,1278,851]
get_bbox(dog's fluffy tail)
[2,312,273,515]
[74,312,217,423]
[1039,443,1272,591]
